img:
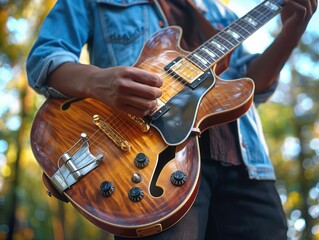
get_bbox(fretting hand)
[280,0,317,38]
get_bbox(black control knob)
[100,181,115,197]
[128,187,144,202]
[134,153,149,168]
[170,170,187,186]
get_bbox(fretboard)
[187,0,284,70]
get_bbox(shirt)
[26,0,278,180]
[157,0,242,165]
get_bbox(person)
[26,0,317,239]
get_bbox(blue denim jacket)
[26,0,277,180]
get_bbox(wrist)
[82,65,103,99]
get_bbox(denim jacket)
[26,0,277,180]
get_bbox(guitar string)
[56,124,106,186]
[93,4,280,150]
[122,4,278,104]
[55,4,279,183]
[55,61,198,184]
[157,1,279,95]
[55,107,149,183]
[55,49,222,180]
[55,38,228,173]
[105,3,278,147]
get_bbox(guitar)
[31,0,283,237]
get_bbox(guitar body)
[32,97,201,237]
[31,26,254,237]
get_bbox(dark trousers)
[115,159,288,240]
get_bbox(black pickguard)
[150,70,215,145]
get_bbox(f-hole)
[150,146,176,197]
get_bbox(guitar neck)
[187,0,284,71]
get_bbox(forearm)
[47,62,162,117]
[247,0,317,93]
[246,31,299,94]
[47,62,101,99]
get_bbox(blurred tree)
[1,0,113,239]
[0,0,318,240]
[259,30,319,239]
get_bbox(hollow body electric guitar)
[31,0,284,238]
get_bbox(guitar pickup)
[164,57,207,89]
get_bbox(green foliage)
[0,0,319,239]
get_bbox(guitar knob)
[128,187,144,202]
[131,173,142,183]
[100,181,115,197]
[170,170,187,186]
[134,153,149,168]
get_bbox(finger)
[286,0,308,15]
[131,83,162,100]
[123,67,163,87]
[120,99,158,117]
[119,105,147,117]
[125,95,158,112]
[311,0,318,13]
[285,0,313,19]
[115,78,162,100]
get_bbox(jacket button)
[158,20,164,28]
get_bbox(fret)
[187,44,223,69]
[201,43,223,59]
[240,2,281,32]
[230,23,251,38]
[206,40,225,57]
[211,36,229,51]
[264,1,280,11]
[186,0,284,71]
[192,53,209,66]
[225,29,242,39]
[242,16,259,28]
[189,54,210,70]
[257,5,278,20]
[200,46,218,62]
[225,28,245,42]
[214,32,234,50]
[249,4,280,23]
[236,18,257,34]
[199,46,218,62]
[217,31,240,48]
[247,11,267,26]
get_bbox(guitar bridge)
[93,115,131,151]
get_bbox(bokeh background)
[0,0,318,239]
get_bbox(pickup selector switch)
[131,173,142,183]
